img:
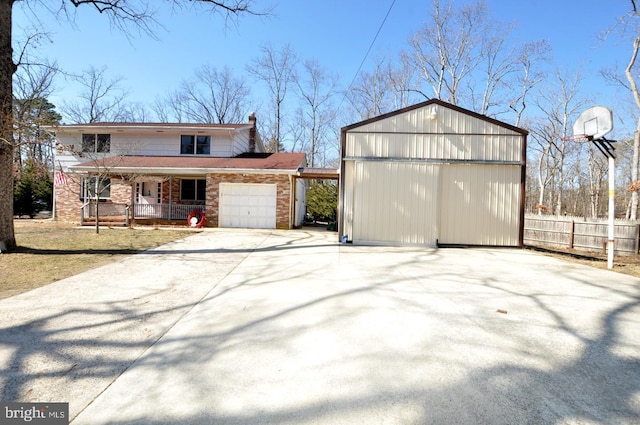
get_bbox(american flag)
[54,170,68,187]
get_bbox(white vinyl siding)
[55,133,236,161]
[219,183,277,229]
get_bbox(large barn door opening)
[351,161,439,245]
[439,164,521,246]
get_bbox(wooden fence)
[523,214,640,256]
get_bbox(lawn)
[0,220,196,300]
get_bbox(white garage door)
[219,183,277,229]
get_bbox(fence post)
[636,223,640,255]
[569,220,575,249]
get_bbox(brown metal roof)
[73,153,306,172]
[297,167,339,179]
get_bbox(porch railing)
[80,202,203,224]
[132,203,204,221]
[80,201,130,226]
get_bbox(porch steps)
[82,215,128,227]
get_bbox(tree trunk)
[631,128,639,219]
[0,0,16,252]
[537,154,546,215]
[95,196,100,234]
[626,36,640,219]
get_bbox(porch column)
[168,175,173,220]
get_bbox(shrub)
[306,181,338,222]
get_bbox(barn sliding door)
[351,161,439,245]
[439,164,521,246]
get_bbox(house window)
[180,179,206,201]
[82,134,111,153]
[180,135,210,155]
[81,177,111,201]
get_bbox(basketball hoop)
[561,133,592,143]
[568,105,616,270]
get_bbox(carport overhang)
[295,167,339,180]
[292,167,339,232]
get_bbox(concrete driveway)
[1,229,639,424]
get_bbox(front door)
[136,181,163,217]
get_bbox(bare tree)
[0,0,264,252]
[292,59,339,167]
[347,60,395,121]
[387,53,423,110]
[409,0,487,105]
[171,64,251,124]
[529,120,560,214]
[536,69,589,215]
[247,43,297,152]
[599,2,640,219]
[61,66,128,123]
[153,90,188,123]
[509,41,552,127]
[469,21,518,115]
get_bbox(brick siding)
[205,173,292,229]
[55,172,294,229]
[55,175,132,223]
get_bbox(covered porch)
[79,175,205,227]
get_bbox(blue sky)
[12,0,637,134]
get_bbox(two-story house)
[52,114,307,229]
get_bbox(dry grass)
[0,220,196,300]
[525,244,640,279]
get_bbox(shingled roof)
[71,152,306,174]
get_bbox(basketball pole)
[607,155,615,269]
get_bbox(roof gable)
[342,99,528,136]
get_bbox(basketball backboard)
[573,106,613,140]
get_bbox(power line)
[338,0,398,111]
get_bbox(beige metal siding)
[439,164,521,246]
[345,104,523,162]
[349,161,439,245]
[343,161,355,239]
[351,105,520,135]
[346,133,522,162]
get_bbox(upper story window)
[82,134,111,153]
[180,135,210,155]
